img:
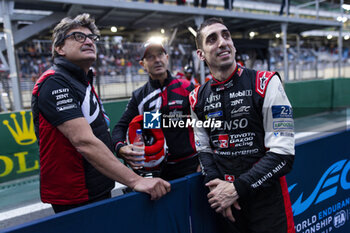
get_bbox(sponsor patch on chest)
[169,100,183,106]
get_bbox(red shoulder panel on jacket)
[32,69,56,95]
[170,78,192,97]
[255,71,275,97]
[189,86,200,111]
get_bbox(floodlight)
[147,36,165,44]
[111,26,117,33]
[342,4,350,11]
[188,27,197,37]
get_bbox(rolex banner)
[0,111,39,183]
[0,100,130,184]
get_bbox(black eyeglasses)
[62,32,100,43]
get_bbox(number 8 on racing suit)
[189,64,296,233]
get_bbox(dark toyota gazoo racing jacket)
[189,65,295,233]
[32,57,114,205]
[112,71,197,165]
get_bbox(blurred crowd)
[17,42,52,82]
[135,0,236,10]
[14,40,194,83]
[9,39,350,85]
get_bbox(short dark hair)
[195,17,225,50]
[51,13,100,59]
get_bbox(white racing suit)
[189,64,295,233]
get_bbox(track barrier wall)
[2,129,350,233]
[0,78,349,182]
[284,78,350,118]
[288,130,350,233]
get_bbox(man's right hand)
[206,178,240,212]
[133,177,171,200]
[206,179,241,221]
[119,145,146,169]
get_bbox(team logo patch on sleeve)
[255,71,275,97]
[273,120,294,130]
[272,105,293,118]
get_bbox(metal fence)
[0,39,194,110]
[1,38,350,111]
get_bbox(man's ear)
[55,45,65,56]
[139,60,144,68]
[139,59,148,72]
[197,49,205,61]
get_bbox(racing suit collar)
[54,56,92,85]
[210,64,238,92]
[149,70,173,88]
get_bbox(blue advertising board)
[2,177,191,233]
[287,130,350,233]
[2,130,350,233]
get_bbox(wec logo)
[289,159,350,216]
